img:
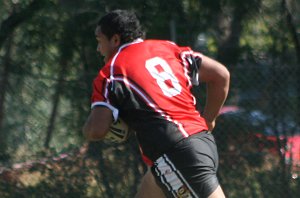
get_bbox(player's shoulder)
[144,39,178,47]
[144,39,193,52]
[142,39,186,54]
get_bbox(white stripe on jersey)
[113,76,190,138]
[110,38,144,82]
[103,79,110,102]
[180,51,193,88]
[180,51,197,106]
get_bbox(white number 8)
[145,57,182,97]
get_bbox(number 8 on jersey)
[145,57,182,97]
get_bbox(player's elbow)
[199,56,230,86]
[215,62,230,79]
[211,63,230,90]
[223,65,230,80]
[220,65,230,88]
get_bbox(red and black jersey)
[92,39,208,163]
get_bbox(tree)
[1,0,300,196]
[0,0,49,161]
[281,0,300,126]
[0,0,46,48]
[0,36,12,161]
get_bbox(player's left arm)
[199,55,230,131]
[82,106,113,141]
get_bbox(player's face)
[95,26,120,63]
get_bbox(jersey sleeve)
[91,69,119,121]
[179,46,203,86]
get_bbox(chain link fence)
[214,61,300,197]
[0,59,300,197]
[1,0,300,197]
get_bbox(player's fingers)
[206,120,215,131]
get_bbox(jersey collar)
[119,38,144,50]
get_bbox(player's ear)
[112,34,121,47]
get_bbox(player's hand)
[205,120,216,132]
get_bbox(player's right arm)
[83,70,116,141]
[199,55,230,131]
[82,106,113,141]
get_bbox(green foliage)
[0,0,299,197]
[0,141,146,198]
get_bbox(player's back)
[110,40,208,160]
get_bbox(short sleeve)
[91,71,119,121]
[179,47,203,86]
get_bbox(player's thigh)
[135,169,166,198]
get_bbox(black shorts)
[151,131,220,198]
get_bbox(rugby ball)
[105,118,130,143]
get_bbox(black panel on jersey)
[108,77,187,161]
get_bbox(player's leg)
[135,168,166,198]
[208,185,225,198]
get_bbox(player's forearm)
[82,106,113,141]
[202,69,230,124]
[203,81,229,123]
[82,117,106,141]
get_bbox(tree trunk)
[281,0,300,63]
[217,10,243,66]
[0,0,46,49]
[0,0,47,159]
[281,0,300,127]
[44,61,68,149]
[0,36,13,161]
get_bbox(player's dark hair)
[98,9,144,45]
